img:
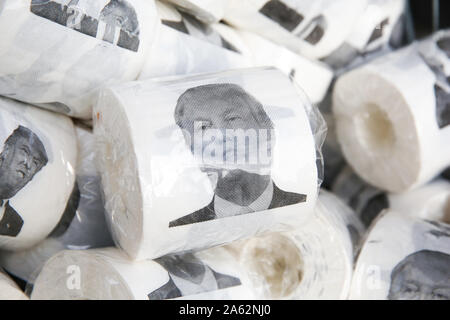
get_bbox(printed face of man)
[156,253,206,285]
[0,132,47,199]
[101,0,138,35]
[176,85,274,171]
[388,250,450,300]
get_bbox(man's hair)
[174,83,274,130]
[1,126,48,165]
[391,249,450,280]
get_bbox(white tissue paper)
[333,30,450,193]
[139,1,250,80]
[0,0,158,119]
[163,0,229,24]
[350,212,450,300]
[0,126,114,283]
[94,67,324,260]
[332,166,450,227]
[0,97,77,251]
[0,268,28,300]
[213,24,333,104]
[30,191,362,300]
[223,0,368,60]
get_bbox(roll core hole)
[357,104,395,153]
[244,234,303,299]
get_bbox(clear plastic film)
[333,29,450,193]
[0,97,77,251]
[93,67,326,260]
[0,0,159,119]
[350,211,450,300]
[29,190,361,300]
[163,0,229,24]
[0,125,114,284]
[138,1,250,80]
[332,166,450,228]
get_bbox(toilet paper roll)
[0,126,114,283]
[94,67,323,260]
[164,0,229,24]
[333,30,450,193]
[333,166,450,227]
[0,97,77,251]
[30,247,255,300]
[30,190,362,300]
[349,211,450,300]
[138,1,250,79]
[223,0,368,60]
[214,25,333,104]
[323,0,405,71]
[0,268,28,300]
[0,0,158,119]
[221,189,363,299]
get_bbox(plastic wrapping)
[0,126,114,283]
[213,24,334,104]
[0,268,28,300]
[138,1,250,80]
[29,190,362,300]
[350,212,450,300]
[332,166,450,227]
[93,67,325,260]
[333,29,450,193]
[163,0,229,24]
[0,0,158,119]
[223,0,369,60]
[0,96,77,251]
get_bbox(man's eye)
[227,116,241,122]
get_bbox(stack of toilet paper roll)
[0,97,77,252]
[0,126,114,283]
[332,166,450,227]
[0,268,28,300]
[139,1,250,80]
[94,67,323,260]
[333,29,450,193]
[29,190,363,300]
[0,0,159,119]
[350,212,450,300]
[163,0,229,24]
[212,24,333,104]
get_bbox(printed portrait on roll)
[0,126,48,237]
[169,83,307,228]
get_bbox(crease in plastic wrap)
[163,0,229,24]
[332,166,450,228]
[0,125,114,284]
[138,1,250,80]
[93,67,326,260]
[28,190,363,300]
[0,0,159,119]
[333,29,450,193]
[0,96,77,251]
[350,211,450,300]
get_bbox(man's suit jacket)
[147,269,241,300]
[169,183,307,228]
[0,200,24,237]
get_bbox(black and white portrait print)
[169,83,307,228]
[147,252,241,300]
[161,10,239,53]
[30,0,140,52]
[0,126,48,237]
[388,250,450,300]
[419,33,450,129]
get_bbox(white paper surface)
[0,0,158,119]
[0,97,77,251]
[0,268,28,300]
[94,67,320,260]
